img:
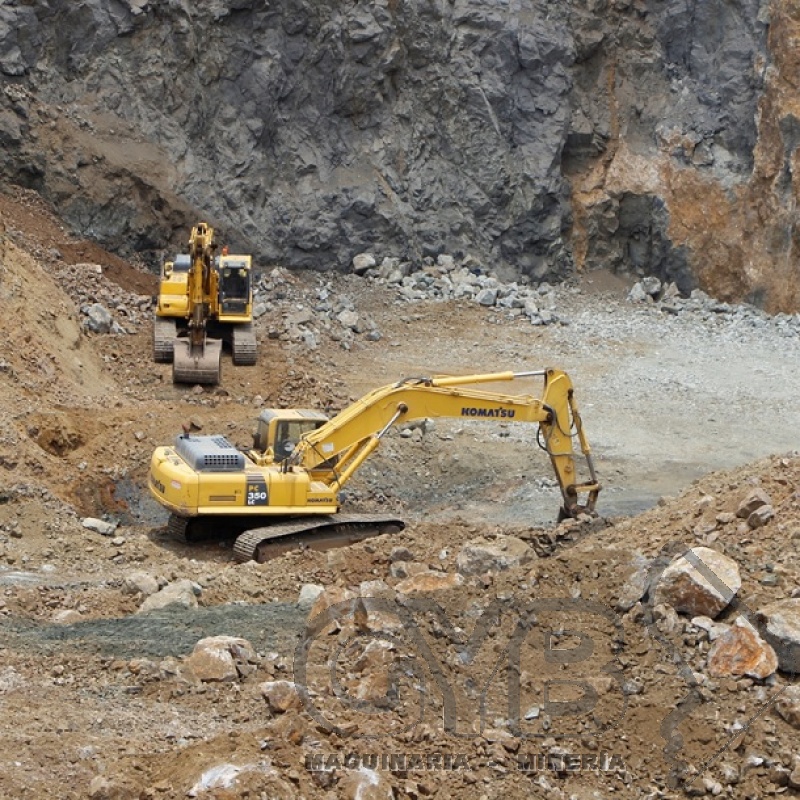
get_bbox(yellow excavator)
[148,368,600,562]
[153,222,257,384]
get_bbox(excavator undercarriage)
[166,512,405,563]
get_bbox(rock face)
[654,547,741,619]
[1,1,799,311]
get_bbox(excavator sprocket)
[173,339,223,385]
[153,317,177,363]
[232,513,406,563]
[231,323,257,366]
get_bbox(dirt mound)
[0,187,157,295]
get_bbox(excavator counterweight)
[148,368,600,562]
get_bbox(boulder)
[616,560,649,612]
[456,536,534,576]
[775,685,800,729]
[706,617,778,679]
[260,680,303,713]
[389,561,428,579]
[85,303,113,334]
[627,282,648,303]
[337,309,360,330]
[297,583,325,609]
[691,616,731,641]
[736,488,771,518]
[184,636,258,683]
[641,276,662,297]
[389,546,414,563]
[122,571,159,597]
[359,579,391,597]
[394,571,463,594]
[654,547,741,618]
[136,579,201,614]
[747,505,774,529]
[82,517,117,536]
[352,253,376,274]
[307,586,356,624]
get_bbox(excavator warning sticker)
[246,478,269,506]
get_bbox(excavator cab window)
[253,419,270,453]
[273,420,322,461]
[220,265,250,313]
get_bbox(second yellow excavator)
[148,368,600,562]
[153,222,257,384]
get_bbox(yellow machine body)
[152,223,258,382]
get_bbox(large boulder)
[706,617,778,680]
[184,636,258,683]
[136,579,201,614]
[456,536,534,576]
[654,547,741,618]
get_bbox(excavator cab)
[253,409,330,461]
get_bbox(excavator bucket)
[172,338,222,385]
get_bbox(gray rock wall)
[2,0,795,310]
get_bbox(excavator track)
[232,513,406,564]
[166,513,238,544]
[167,513,191,543]
[173,338,223,385]
[231,323,257,366]
[153,317,177,363]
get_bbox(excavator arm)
[186,223,215,349]
[289,368,599,517]
[172,222,223,384]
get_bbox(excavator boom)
[290,368,597,515]
[171,223,223,385]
